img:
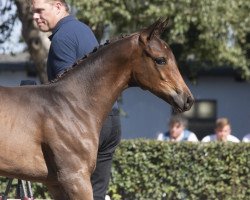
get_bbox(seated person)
[242,133,250,142]
[201,117,240,142]
[157,115,198,142]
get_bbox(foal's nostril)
[188,95,194,104]
[184,95,194,111]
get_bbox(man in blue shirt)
[32,0,121,199]
[47,14,99,81]
[157,115,198,142]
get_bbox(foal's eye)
[154,57,167,65]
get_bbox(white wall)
[120,76,250,140]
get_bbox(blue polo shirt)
[47,15,99,81]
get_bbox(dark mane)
[49,34,132,84]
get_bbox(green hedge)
[108,140,250,200]
[1,140,250,200]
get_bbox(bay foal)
[0,19,194,199]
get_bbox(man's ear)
[54,1,64,14]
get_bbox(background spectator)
[242,133,250,142]
[157,115,198,142]
[202,117,240,142]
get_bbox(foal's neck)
[57,35,137,124]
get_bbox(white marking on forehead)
[164,46,167,49]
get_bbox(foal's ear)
[139,17,169,45]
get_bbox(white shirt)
[242,133,250,142]
[157,131,199,142]
[201,134,240,143]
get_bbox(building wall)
[120,76,250,140]
[0,71,39,86]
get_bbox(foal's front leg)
[43,136,98,200]
[46,184,69,200]
[52,170,94,200]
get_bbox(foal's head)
[131,18,194,112]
